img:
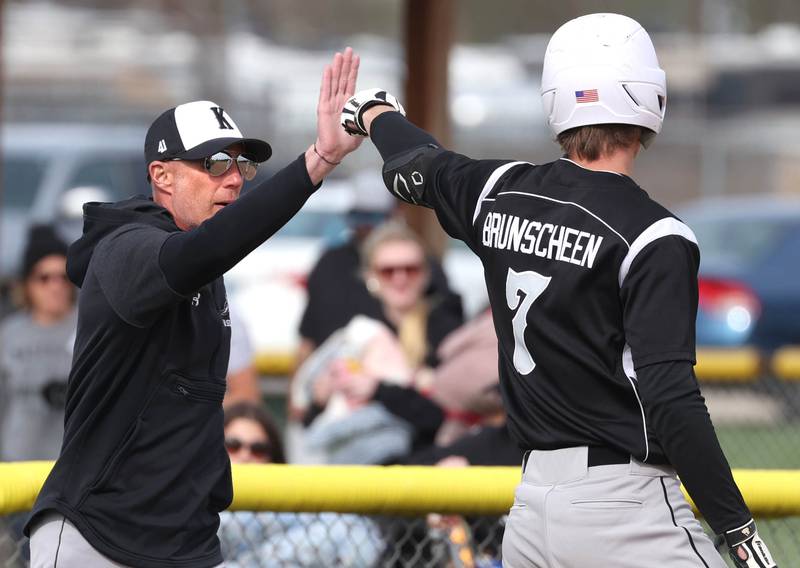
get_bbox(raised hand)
[314,47,363,164]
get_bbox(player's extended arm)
[342,89,520,248]
[341,89,445,207]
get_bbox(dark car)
[678,195,800,349]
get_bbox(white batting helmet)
[541,13,666,147]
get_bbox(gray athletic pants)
[501,446,727,568]
[29,512,224,568]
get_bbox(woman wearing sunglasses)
[361,221,462,369]
[27,49,363,568]
[1,224,76,463]
[295,222,464,466]
[222,401,285,465]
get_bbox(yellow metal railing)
[255,347,800,381]
[2,463,799,517]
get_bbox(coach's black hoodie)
[25,156,318,568]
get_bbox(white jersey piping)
[623,343,650,462]
[471,161,532,225]
[495,191,631,248]
[618,217,698,286]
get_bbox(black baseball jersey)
[369,111,751,535]
[394,152,700,464]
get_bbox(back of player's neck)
[564,151,635,177]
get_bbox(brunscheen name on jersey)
[482,212,604,269]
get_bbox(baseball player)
[341,13,777,568]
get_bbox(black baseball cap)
[144,100,272,166]
[21,224,68,278]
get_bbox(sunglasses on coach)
[177,151,259,181]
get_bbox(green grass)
[711,422,800,565]
[715,422,800,469]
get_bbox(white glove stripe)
[340,88,406,137]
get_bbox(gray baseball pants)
[29,512,224,568]
[501,446,728,568]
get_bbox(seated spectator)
[0,225,76,461]
[291,209,463,424]
[359,221,463,368]
[295,177,395,366]
[405,386,522,467]
[296,188,462,365]
[293,316,427,464]
[223,401,286,464]
[426,309,503,446]
[289,222,464,464]
[304,310,521,467]
[217,402,382,567]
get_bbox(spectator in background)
[295,188,463,371]
[225,401,286,463]
[218,401,382,567]
[296,315,443,465]
[293,222,464,464]
[425,309,502,446]
[0,225,76,461]
[360,220,462,369]
[406,383,522,467]
[223,401,286,464]
[322,310,522,468]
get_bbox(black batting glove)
[724,520,777,568]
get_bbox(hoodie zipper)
[172,376,226,404]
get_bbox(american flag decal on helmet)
[575,89,599,103]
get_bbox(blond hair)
[360,220,425,272]
[557,124,645,162]
[361,221,430,368]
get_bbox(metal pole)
[401,0,454,259]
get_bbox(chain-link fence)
[2,510,799,567]
[0,512,505,568]
[698,358,800,566]
[1,358,798,567]
[696,350,800,475]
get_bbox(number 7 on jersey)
[506,268,551,375]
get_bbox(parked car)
[678,195,800,349]
[1,123,151,279]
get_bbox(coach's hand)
[341,88,405,137]
[306,48,361,184]
[724,520,777,567]
[309,47,362,182]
